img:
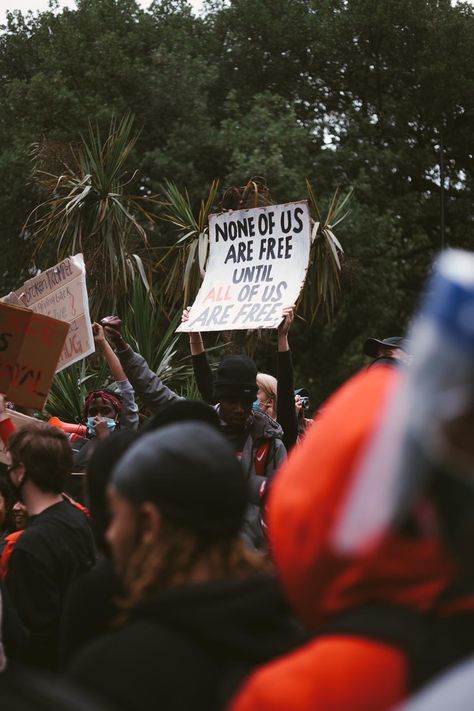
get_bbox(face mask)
[87,417,117,436]
[252,400,261,411]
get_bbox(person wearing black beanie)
[68,422,306,711]
[102,317,287,550]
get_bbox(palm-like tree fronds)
[304,180,352,322]
[46,278,195,422]
[25,114,159,319]
[158,179,219,308]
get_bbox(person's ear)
[10,463,26,488]
[139,502,162,545]
[18,464,26,485]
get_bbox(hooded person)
[61,403,221,666]
[68,422,304,711]
[231,359,474,711]
[103,320,287,549]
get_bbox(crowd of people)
[0,260,473,711]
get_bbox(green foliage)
[219,92,314,200]
[25,115,158,318]
[304,182,351,322]
[157,179,219,309]
[46,278,194,422]
[121,278,193,387]
[0,0,473,405]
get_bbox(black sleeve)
[59,562,122,668]
[5,548,60,667]
[277,350,298,452]
[192,352,215,404]
[0,580,30,658]
[6,549,58,635]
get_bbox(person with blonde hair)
[256,372,278,420]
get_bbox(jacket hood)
[267,366,456,630]
[130,575,304,663]
[249,410,284,442]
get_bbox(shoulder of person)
[250,410,284,441]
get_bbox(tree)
[25,115,158,318]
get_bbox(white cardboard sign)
[177,201,311,332]
[15,254,95,371]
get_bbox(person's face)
[219,398,253,428]
[378,347,412,365]
[87,397,117,420]
[256,386,273,412]
[12,500,28,530]
[106,487,141,577]
[5,450,25,493]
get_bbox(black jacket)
[68,575,306,711]
[59,558,122,667]
[6,501,96,669]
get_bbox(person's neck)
[22,483,63,517]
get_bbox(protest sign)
[0,302,69,410]
[0,408,38,464]
[15,254,95,371]
[177,201,311,333]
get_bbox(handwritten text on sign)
[177,201,311,332]
[0,303,69,410]
[15,254,94,371]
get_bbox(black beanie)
[112,422,246,536]
[140,400,220,435]
[214,354,258,401]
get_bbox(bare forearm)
[98,339,127,381]
[278,333,290,352]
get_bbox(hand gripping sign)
[177,201,311,333]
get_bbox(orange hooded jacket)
[231,366,458,711]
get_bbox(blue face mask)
[87,417,117,436]
[252,400,261,411]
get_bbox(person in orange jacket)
[231,364,473,711]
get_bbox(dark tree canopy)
[1,0,473,402]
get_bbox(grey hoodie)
[116,345,286,548]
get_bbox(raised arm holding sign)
[177,201,311,333]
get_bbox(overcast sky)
[0,0,204,24]
[1,0,471,25]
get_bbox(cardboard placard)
[0,303,69,410]
[15,254,95,371]
[0,408,38,464]
[177,201,311,332]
